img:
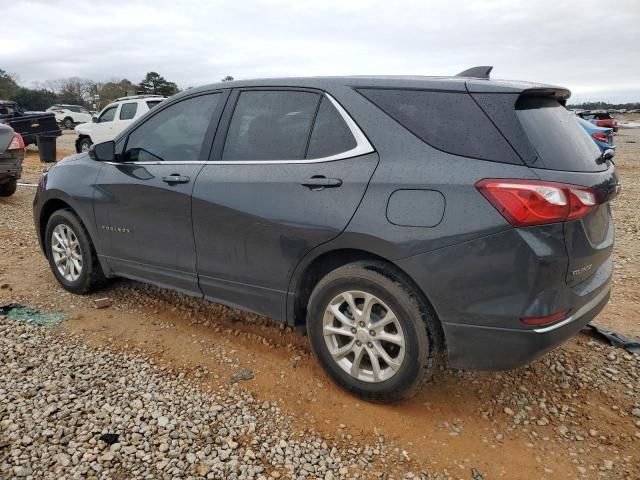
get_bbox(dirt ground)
[2,121,640,479]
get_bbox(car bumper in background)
[0,152,23,179]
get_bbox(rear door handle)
[301,176,342,190]
[162,174,190,185]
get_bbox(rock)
[99,433,119,445]
[229,368,254,384]
[157,416,169,427]
[158,443,170,453]
[94,297,112,309]
[603,460,613,470]
[504,407,515,416]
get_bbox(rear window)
[516,97,604,172]
[358,88,521,164]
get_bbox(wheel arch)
[288,248,446,351]
[37,197,111,277]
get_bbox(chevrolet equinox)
[33,67,618,402]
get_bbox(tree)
[139,72,178,96]
[0,69,19,99]
[95,78,138,108]
[10,87,57,111]
[221,75,234,82]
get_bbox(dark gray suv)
[33,67,618,402]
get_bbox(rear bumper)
[441,285,609,370]
[0,152,23,180]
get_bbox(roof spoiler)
[456,66,493,79]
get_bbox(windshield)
[516,97,605,172]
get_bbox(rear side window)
[124,93,220,162]
[307,97,357,159]
[119,102,138,120]
[146,100,162,109]
[358,88,521,164]
[222,90,320,161]
[516,97,604,172]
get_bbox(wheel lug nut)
[356,341,362,346]
[359,321,365,327]
[369,330,376,336]
[367,342,373,348]
[351,328,357,334]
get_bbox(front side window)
[222,90,320,161]
[124,93,220,162]
[98,106,117,123]
[119,102,138,120]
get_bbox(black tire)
[44,209,107,294]
[0,179,17,197]
[306,261,442,402]
[78,137,93,153]
[63,117,74,129]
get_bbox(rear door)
[192,88,378,320]
[93,92,225,295]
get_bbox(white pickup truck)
[74,95,165,152]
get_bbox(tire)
[0,179,17,197]
[78,137,93,153]
[306,261,442,402]
[45,209,107,294]
[63,117,74,129]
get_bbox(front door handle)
[162,174,190,185]
[301,176,342,190]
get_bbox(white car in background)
[74,95,165,153]
[47,105,93,129]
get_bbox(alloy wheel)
[323,290,406,383]
[51,224,83,282]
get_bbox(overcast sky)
[3,0,639,103]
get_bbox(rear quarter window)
[357,88,521,164]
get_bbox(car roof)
[179,75,570,99]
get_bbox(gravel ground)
[1,317,427,480]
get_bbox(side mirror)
[91,116,98,123]
[88,141,115,162]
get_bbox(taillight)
[7,132,25,150]
[476,179,598,227]
[592,132,609,143]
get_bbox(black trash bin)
[37,135,57,163]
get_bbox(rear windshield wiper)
[597,148,615,165]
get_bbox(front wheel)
[45,209,107,294]
[0,179,17,197]
[306,261,442,402]
[78,137,93,153]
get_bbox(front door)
[91,104,119,143]
[192,89,378,319]
[93,92,225,295]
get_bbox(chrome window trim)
[533,287,610,334]
[106,93,374,166]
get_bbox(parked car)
[47,104,93,129]
[34,68,618,402]
[0,124,25,197]
[74,95,165,152]
[0,100,61,147]
[577,117,615,152]
[578,111,619,132]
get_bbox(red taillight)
[592,132,609,143]
[7,132,25,150]
[476,179,598,227]
[521,309,570,327]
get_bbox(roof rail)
[456,66,493,79]
[113,94,166,102]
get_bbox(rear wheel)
[45,209,107,293]
[0,179,17,197]
[63,117,74,129]
[306,261,441,402]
